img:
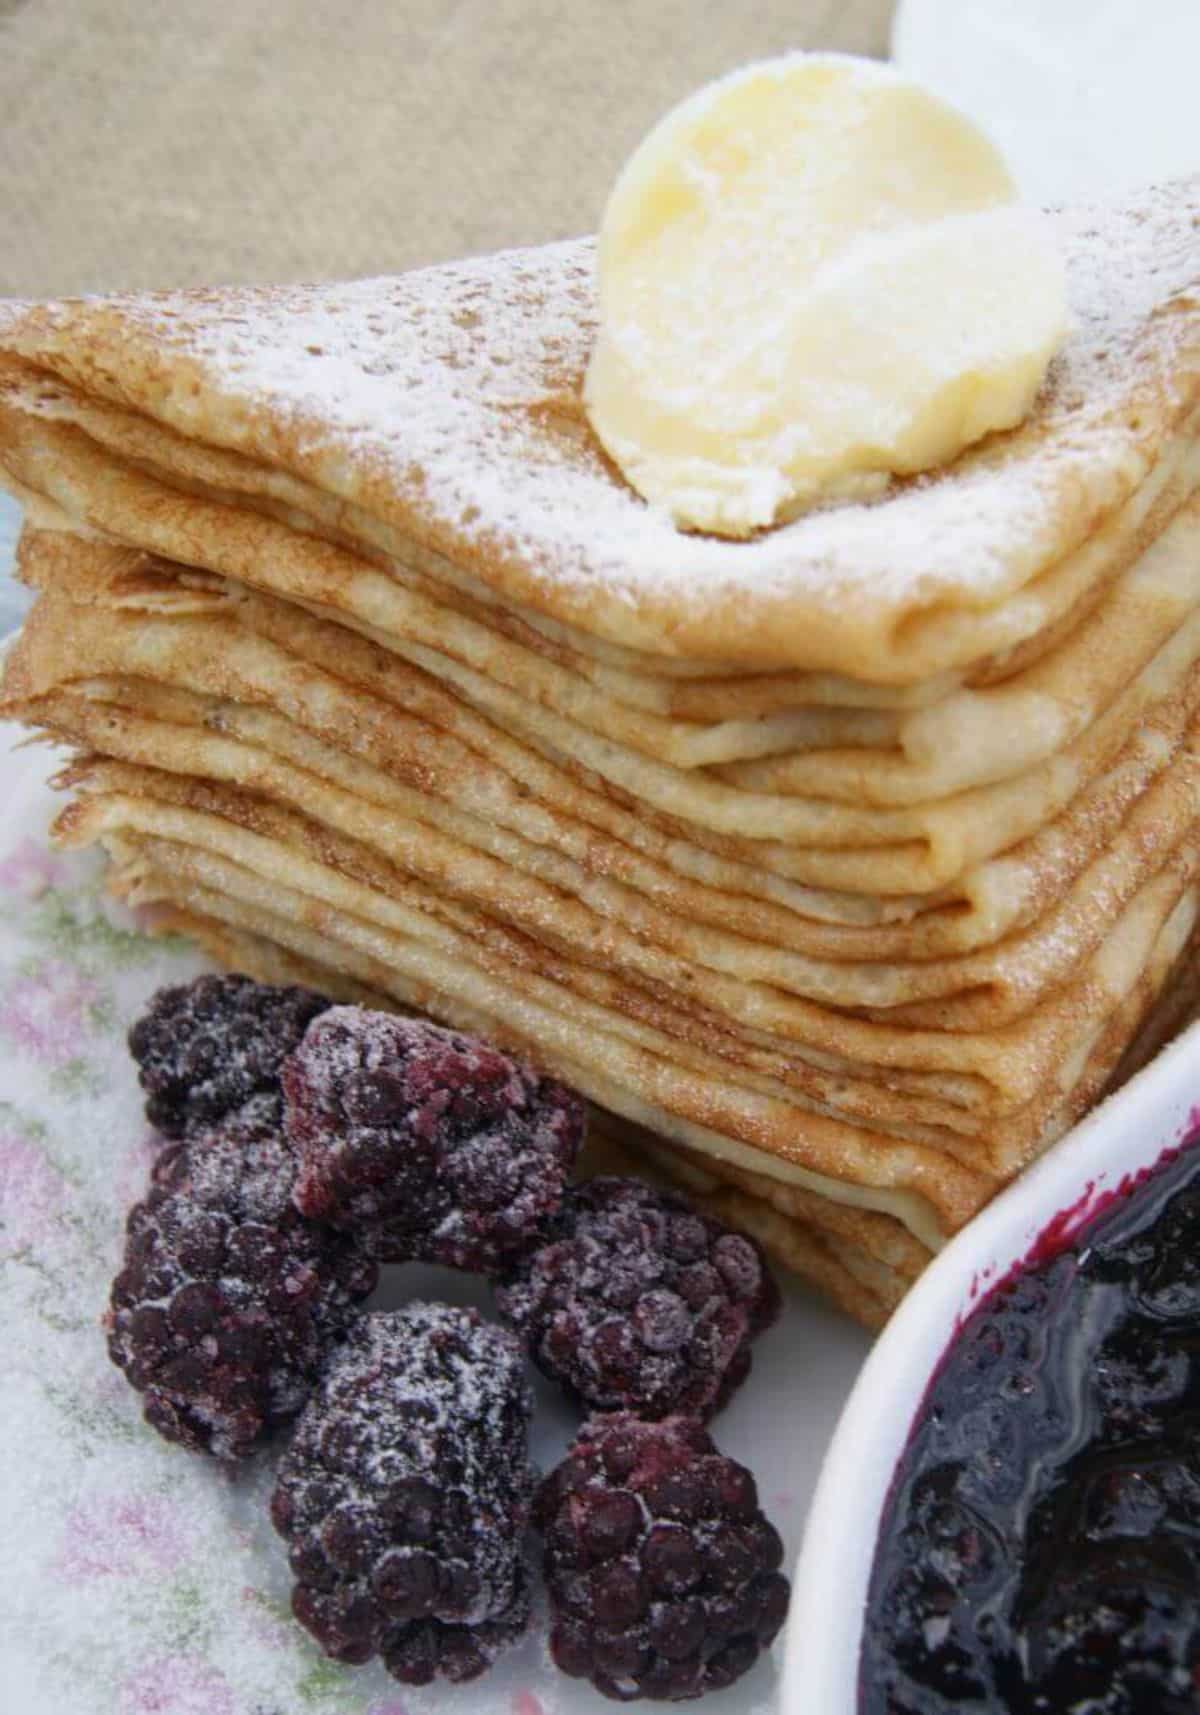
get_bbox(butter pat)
[585,53,1069,537]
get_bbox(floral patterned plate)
[0,711,872,1715]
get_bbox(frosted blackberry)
[129,973,330,1136]
[494,1177,780,1420]
[536,1413,790,1701]
[107,1094,377,1459]
[270,1306,534,1684]
[282,1007,585,1273]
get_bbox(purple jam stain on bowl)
[859,1124,1200,1714]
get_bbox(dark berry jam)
[860,1140,1200,1715]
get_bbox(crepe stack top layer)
[2,178,1200,1328]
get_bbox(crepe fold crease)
[3,180,1200,1326]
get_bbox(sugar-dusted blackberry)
[270,1305,534,1685]
[106,1094,377,1458]
[129,973,330,1137]
[536,1413,790,1701]
[282,1007,585,1273]
[493,1177,780,1420]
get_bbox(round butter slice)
[584,53,1068,537]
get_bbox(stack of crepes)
[2,181,1200,1327]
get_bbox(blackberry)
[535,1413,789,1701]
[494,1177,780,1420]
[282,1007,584,1273]
[129,973,330,1137]
[106,1094,377,1458]
[270,1306,534,1684]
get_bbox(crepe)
[24,722,1188,1236]
[5,384,1200,806]
[75,809,1200,1317]
[8,508,1200,911]
[3,183,1200,1328]
[7,487,1200,1264]
[16,669,1200,1036]
[0,184,1199,682]
[5,706,1186,1300]
[15,546,1200,964]
[9,530,1200,1033]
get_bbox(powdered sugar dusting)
[106,1093,377,1458]
[177,1090,295,1221]
[271,1305,534,1680]
[16,182,1200,652]
[535,1413,789,1699]
[283,1006,584,1274]
[128,971,330,1139]
[494,1176,779,1421]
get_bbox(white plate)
[892,0,1200,205]
[0,714,871,1715]
[786,999,1200,1711]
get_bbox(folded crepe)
[3,179,1200,1324]
[1,185,1199,679]
[10,577,1194,1256]
[10,531,1200,1035]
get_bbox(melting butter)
[586,53,1068,537]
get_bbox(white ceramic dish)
[783,1010,1200,1711]
[892,0,1200,206]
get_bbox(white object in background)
[893,0,1200,206]
[782,1008,1200,1711]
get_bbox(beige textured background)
[0,0,893,297]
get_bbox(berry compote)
[860,1141,1200,1715]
